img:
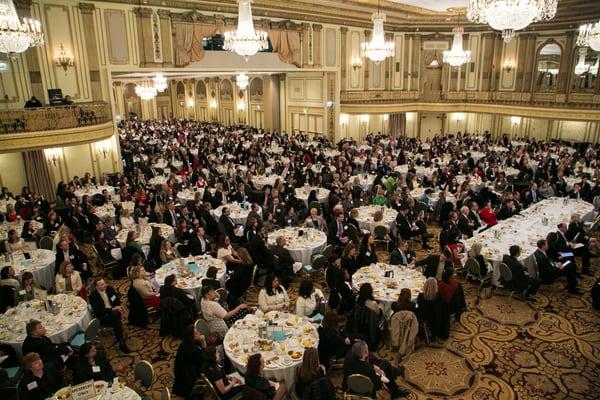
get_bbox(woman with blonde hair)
[467,242,489,275]
[417,277,449,341]
[130,265,161,309]
[159,239,180,264]
[295,347,333,398]
[119,208,135,230]
[55,260,83,295]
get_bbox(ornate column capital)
[78,2,95,14]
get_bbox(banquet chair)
[69,318,101,350]
[215,288,229,307]
[199,373,243,400]
[346,224,359,242]
[91,245,118,279]
[194,318,211,338]
[373,225,390,252]
[160,385,171,400]
[133,360,155,395]
[465,258,492,293]
[308,254,327,277]
[39,235,54,250]
[498,263,520,298]
[346,374,374,398]
[322,244,335,259]
[309,201,321,212]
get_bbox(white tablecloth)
[350,175,376,190]
[2,249,55,290]
[153,256,226,301]
[212,203,258,225]
[355,205,398,234]
[295,187,330,207]
[463,198,594,285]
[267,228,327,265]
[394,165,436,179]
[353,263,426,317]
[224,312,319,386]
[411,188,457,206]
[51,379,140,400]
[148,175,182,186]
[0,199,16,214]
[0,294,91,358]
[116,223,174,247]
[253,175,283,190]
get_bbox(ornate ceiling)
[100,0,600,31]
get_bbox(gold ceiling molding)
[0,122,115,154]
[340,102,600,122]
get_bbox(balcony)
[0,102,115,153]
[340,91,600,121]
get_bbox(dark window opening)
[202,34,273,52]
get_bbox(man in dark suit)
[534,239,579,294]
[342,341,408,399]
[248,229,275,284]
[328,211,350,247]
[218,206,237,240]
[395,208,431,249]
[414,248,453,279]
[468,201,483,230]
[188,226,209,256]
[389,240,415,267]
[232,183,249,204]
[89,277,130,353]
[502,245,541,299]
[163,201,180,227]
[55,239,89,279]
[497,200,519,220]
[270,235,295,286]
[457,206,475,238]
[22,320,73,369]
[198,202,219,236]
[558,222,592,276]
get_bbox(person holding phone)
[534,238,579,294]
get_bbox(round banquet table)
[253,175,283,190]
[501,167,521,178]
[0,220,43,241]
[116,223,175,248]
[153,255,227,302]
[353,263,427,317]
[394,165,436,179]
[74,185,116,200]
[216,164,248,175]
[267,228,327,266]
[51,379,141,400]
[176,188,207,204]
[224,312,319,386]
[94,203,117,220]
[350,174,376,191]
[148,175,182,186]
[411,188,457,206]
[212,203,259,225]
[0,199,16,214]
[2,249,55,290]
[0,294,91,358]
[310,164,336,174]
[354,205,398,234]
[294,186,330,207]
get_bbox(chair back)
[39,236,54,250]
[160,386,171,400]
[215,288,228,306]
[309,201,321,211]
[311,254,327,270]
[84,318,101,343]
[133,360,154,389]
[465,258,480,277]
[199,374,220,398]
[322,244,334,259]
[390,310,418,356]
[347,374,373,396]
[194,318,210,338]
[499,262,512,282]
[346,224,358,241]
[374,225,388,239]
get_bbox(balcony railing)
[0,102,112,134]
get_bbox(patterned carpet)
[95,235,600,400]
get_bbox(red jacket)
[479,208,497,226]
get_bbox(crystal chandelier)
[427,51,441,69]
[153,73,167,93]
[577,21,600,51]
[590,58,599,76]
[224,0,268,61]
[467,0,558,43]
[236,72,249,90]
[574,47,589,76]
[361,0,394,64]
[443,27,471,67]
[135,80,157,101]
[0,0,44,55]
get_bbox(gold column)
[301,23,311,68]
[78,3,103,101]
[340,27,348,90]
[133,7,154,67]
[558,31,576,94]
[157,10,173,67]
[312,24,322,68]
[363,29,371,89]
[113,81,125,118]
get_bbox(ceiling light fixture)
[574,47,590,76]
[467,0,557,43]
[443,13,471,68]
[427,51,441,69]
[236,72,249,90]
[153,73,167,92]
[577,20,600,51]
[361,0,394,64]
[135,80,158,101]
[0,0,44,56]
[224,0,268,61]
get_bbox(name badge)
[111,295,116,302]
[69,255,75,259]
[189,229,194,233]
[92,366,101,373]
[365,252,371,257]
[19,290,26,295]
[27,381,38,390]
[287,220,292,224]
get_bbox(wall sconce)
[406,112,414,122]
[511,116,521,125]
[256,105,261,110]
[382,114,389,121]
[351,57,363,70]
[454,112,465,121]
[96,140,111,159]
[326,100,334,109]
[0,61,7,73]
[55,43,74,75]
[503,58,515,73]
[340,114,349,125]
[237,102,245,111]
[209,99,217,109]
[303,109,308,114]
[186,98,195,108]
[360,114,369,123]
[44,148,61,166]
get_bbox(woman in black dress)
[201,347,244,399]
[172,325,206,398]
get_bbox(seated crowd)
[1,119,599,400]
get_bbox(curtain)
[269,29,301,67]
[174,22,194,66]
[22,150,55,202]
[389,113,406,138]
